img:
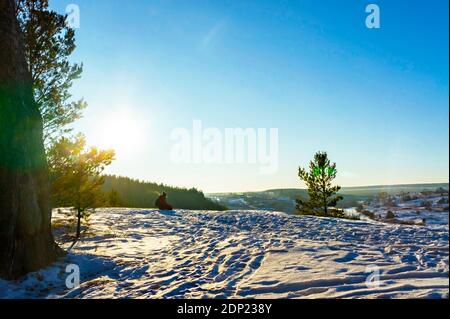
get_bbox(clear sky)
[49,0,449,193]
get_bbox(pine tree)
[296,152,344,218]
[107,189,122,207]
[47,134,115,247]
[16,0,86,143]
[0,0,62,279]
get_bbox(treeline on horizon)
[102,175,227,211]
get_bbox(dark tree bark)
[0,0,63,280]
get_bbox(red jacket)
[155,195,173,210]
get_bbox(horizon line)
[206,181,450,195]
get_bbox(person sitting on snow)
[155,192,173,210]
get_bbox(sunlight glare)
[93,109,147,158]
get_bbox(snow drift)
[0,209,448,299]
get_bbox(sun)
[93,109,146,157]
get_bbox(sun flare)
[92,109,146,157]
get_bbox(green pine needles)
[296,152,344,218]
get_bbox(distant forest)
[102,175,227,211]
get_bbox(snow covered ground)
[0,209,448,299]
[362,195,449,226]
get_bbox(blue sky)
[50,0,449,193]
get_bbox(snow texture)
[0,209,448,299]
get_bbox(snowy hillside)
[1,209,448,299]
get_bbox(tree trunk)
[68,208,82,251]
[76,208,81,240]
[0,0,63,280]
